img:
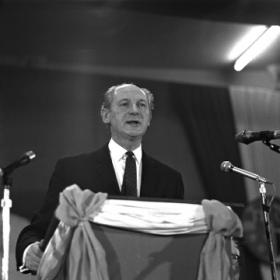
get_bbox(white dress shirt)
[108,138,142,197]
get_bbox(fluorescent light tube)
[234,25,280,71]
[228,26,267,61]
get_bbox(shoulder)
[54,145,109,170]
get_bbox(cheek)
[144,112,151,122]
[111,112,125,124]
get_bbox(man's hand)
[24,241,43,272]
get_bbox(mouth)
[126,120,141,126]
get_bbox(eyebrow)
[118,98,147,102]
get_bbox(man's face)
[102,85,152,142]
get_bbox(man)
[15,83,184,273]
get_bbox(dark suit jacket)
[15,144,184,268]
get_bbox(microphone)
[235,129,280,144]
[0,151,36,176]
[220,161,271,183]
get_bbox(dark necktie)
[121,151,137,196]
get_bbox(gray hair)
[101,83,154,111]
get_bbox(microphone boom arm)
[263,140,280,154]
[0,151,36,280]
[221,161,279,280]
[220,161,271,183]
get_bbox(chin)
[126,130,145,138]
[127,132,143,138]
[123,125,148,138]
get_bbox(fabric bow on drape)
[198,199,243,280]
[37,186,109,280]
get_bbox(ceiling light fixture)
[234,25,280,72]
[228,25,267,61]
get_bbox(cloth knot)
[55,184,108,227]
[197,199,243,280]
[78,216,89,226]
[202,199,243,237]
[38,184,109,280]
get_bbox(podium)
[89,224,208,280]
[37,185,242,280]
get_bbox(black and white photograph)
[1,1,280,279]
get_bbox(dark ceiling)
[1,0,280,74]
[118,0,280,25]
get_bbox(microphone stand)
[263,140,280,153]
[0,172,12,280]
[258,180,279,280]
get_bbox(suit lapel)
[140,152,157,197]
[94,144,121,195]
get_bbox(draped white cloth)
[91,197,208,235]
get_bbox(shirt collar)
[108,138,142,163]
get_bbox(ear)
[101,106,111,124]
[147,111,152,126]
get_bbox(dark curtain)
[170,83,262,280]
[170,83,246,204]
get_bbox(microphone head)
[235,130,252,144]
[235,129,280,144]
[20,151,36,166]
[25,151,36,161]
[2,150,37,175]
[220,161,233,172]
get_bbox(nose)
[130,103,139,113]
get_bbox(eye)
[119,101,129,107]
[138,102,147,109]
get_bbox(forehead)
[113,85,148,101]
